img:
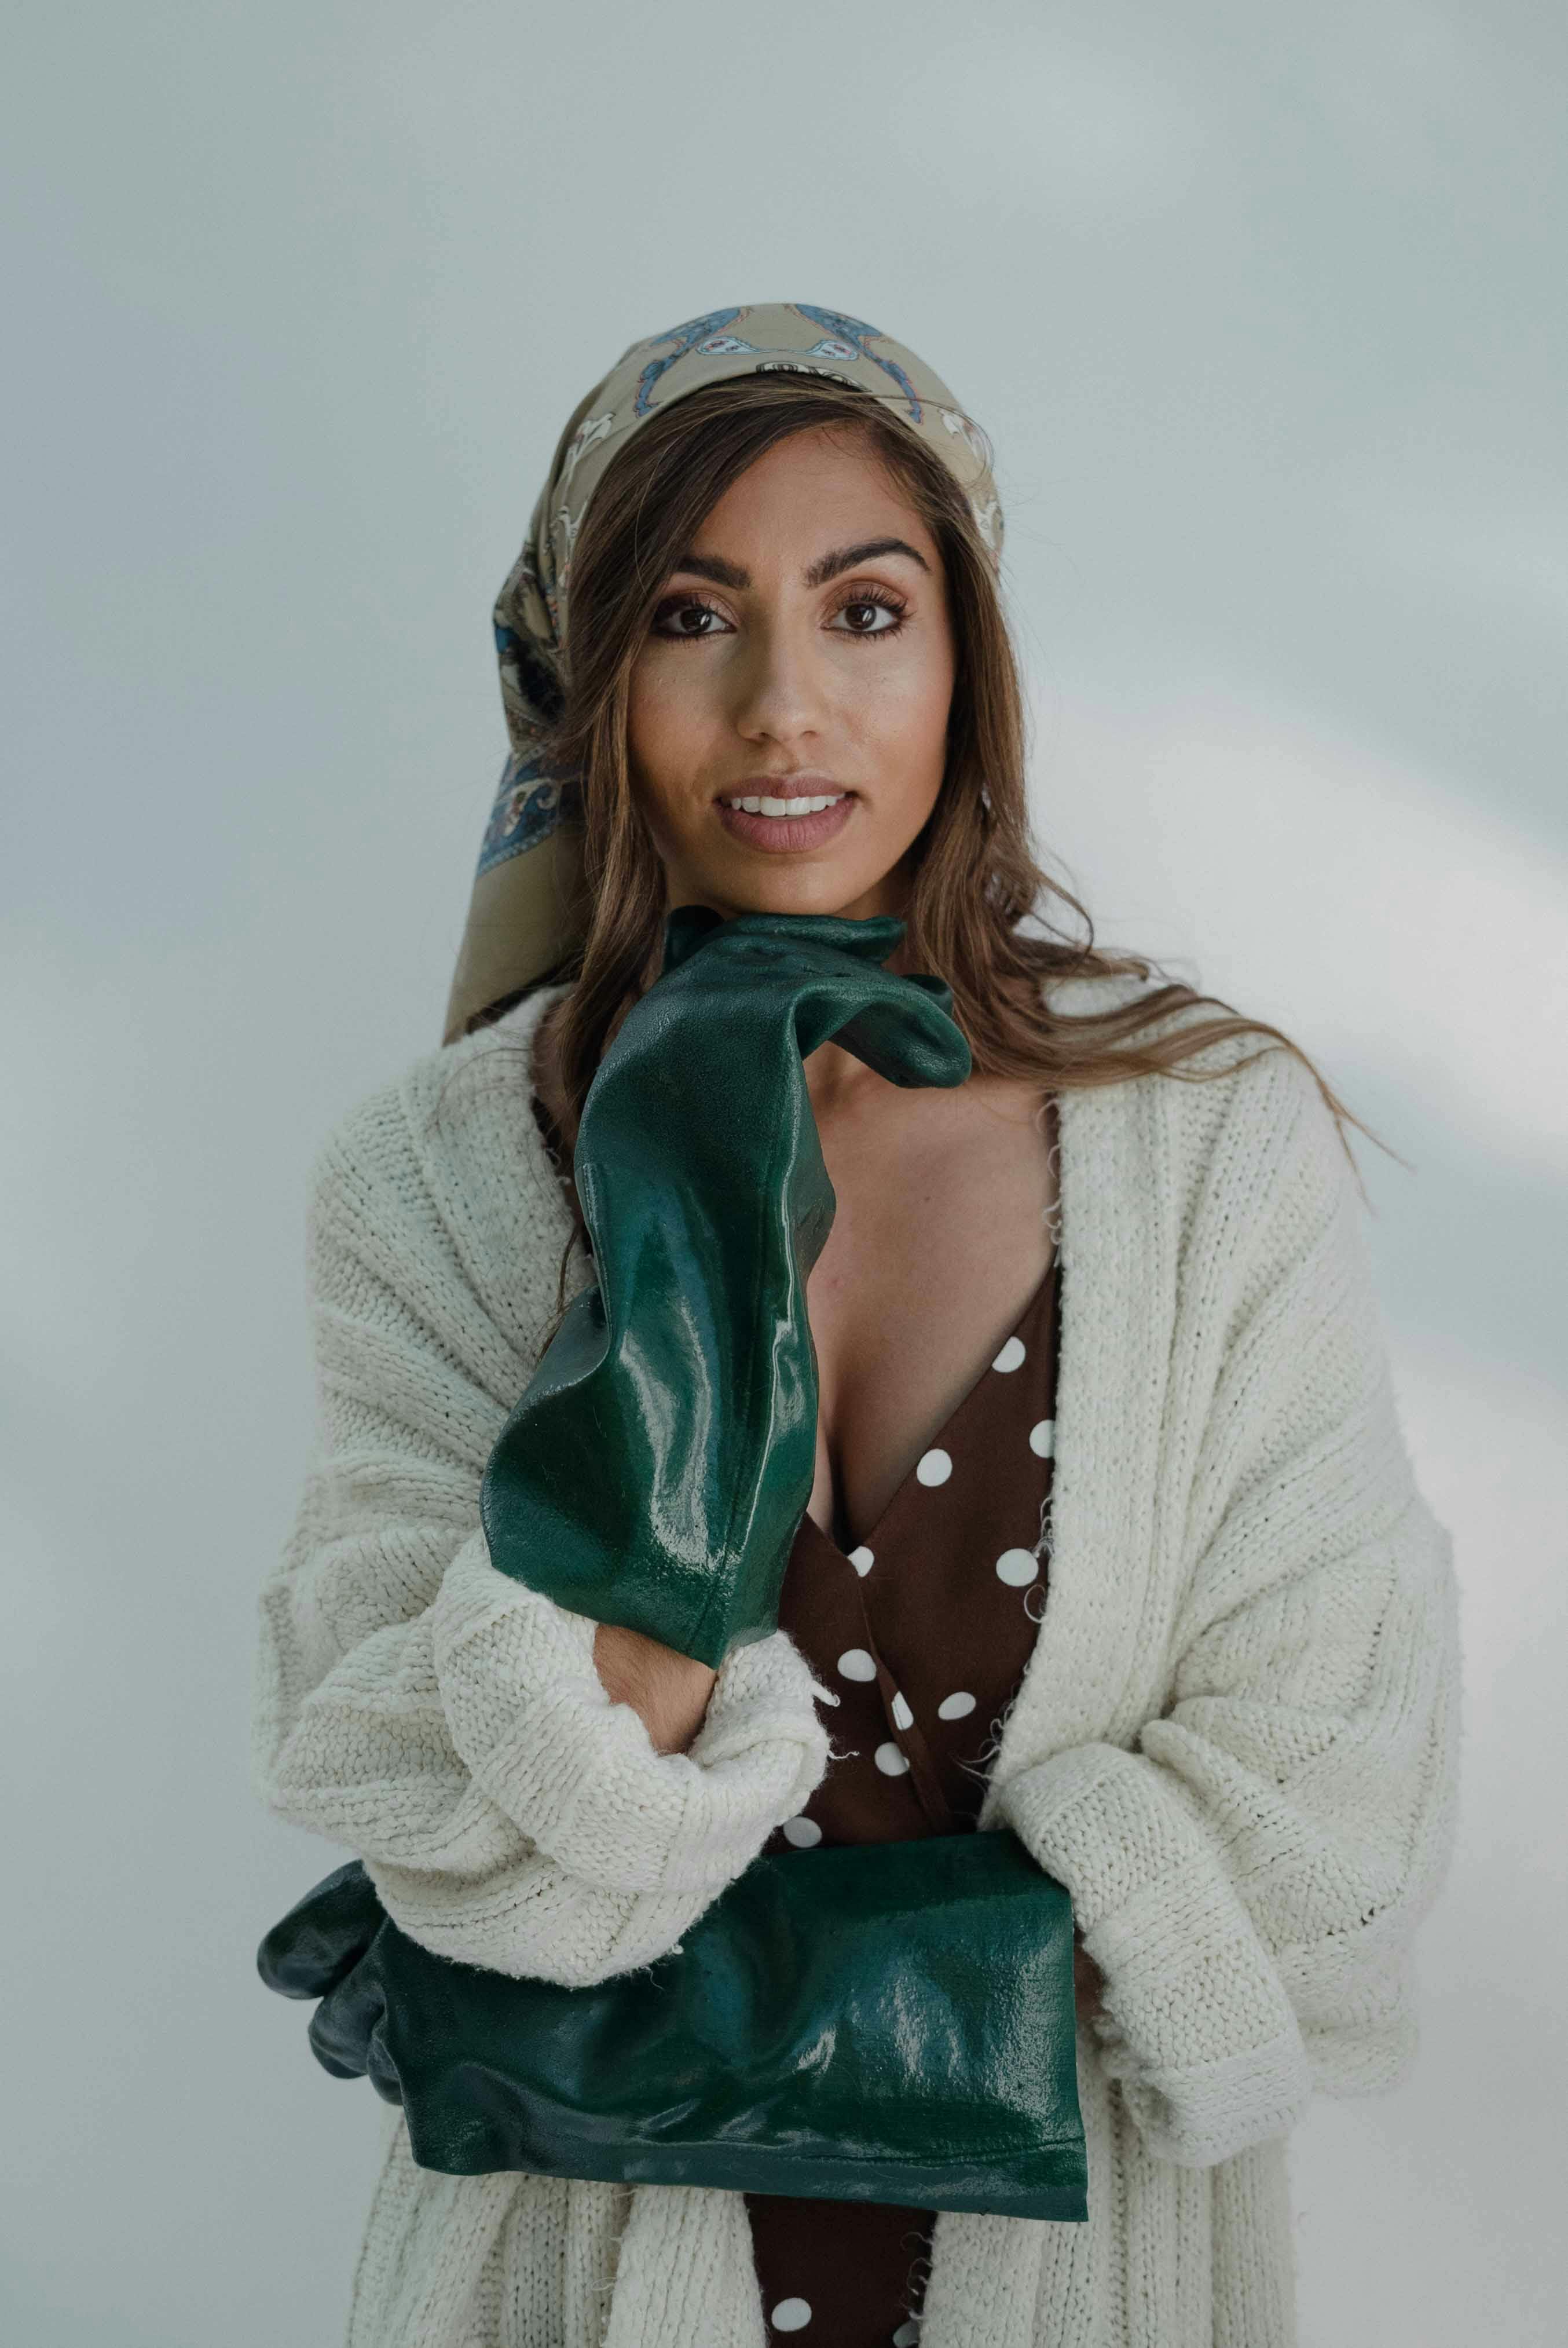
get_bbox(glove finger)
[650,912,972,1091]
[800,975,970,1090]
[257,1860,385,2001]
[662,906,908,977]
[365,2003,408,2108]
[308,1933,391,2083]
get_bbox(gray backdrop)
[3,3,1563,2341]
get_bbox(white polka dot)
[782,1815,822,1848]
[893,2325,922,2346]
[915,1447,952,1486]
[992,1335,1026,1373]
[874,1740,911,1775]
[891,1691,914,1731]
[1028,1418,1055,1458]
[837,1647,877,1682]
[995,1548,1039,1586]
[815,1687,841,1707]
[770,2298,813,2331]
[937,1690,976,1721]
[848,1545,875,1577]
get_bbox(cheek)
[854,641,955,774]
[627,659,709,782]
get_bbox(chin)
[711,875,888,921]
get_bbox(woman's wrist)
[594,1620,719,1754]
[1073,1932,1108,2024]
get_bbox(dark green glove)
[258,909,1087,2215]
[481,905,972,1669]
[257,1835,1087,2222]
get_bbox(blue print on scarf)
[791,305,922,422]
[476,755,578,877]
[632,309,745,414]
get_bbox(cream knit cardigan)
[251,970,1463,2348]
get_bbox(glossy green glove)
[257,1834,1087,2221]
[481,905,972,1669]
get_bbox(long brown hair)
[463,373,1397,1325]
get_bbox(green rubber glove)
[257,1834,1087,2221]
[481,905,972,1669]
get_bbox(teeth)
[724,793,844,817]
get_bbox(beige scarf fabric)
[442,302,1004,1043]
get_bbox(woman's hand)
[594,1620,719,1755]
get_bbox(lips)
[715,793,856,855]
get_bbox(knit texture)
[251,971,1462,2348]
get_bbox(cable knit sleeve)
[991,1048,1463,2170]
[251,1056,831,1989]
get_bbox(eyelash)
[650,586,910,646]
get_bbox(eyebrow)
[669,536,932,591]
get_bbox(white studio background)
[3,5,1563,2342]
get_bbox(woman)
[252,305,1462,2348]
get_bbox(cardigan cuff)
[430,1537,830,1899]
[994,1741,1312,2167]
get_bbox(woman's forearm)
[594,1619,719,1754]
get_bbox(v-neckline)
[801,1252,1058,1564]
[527,1032,1060,1566]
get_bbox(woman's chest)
[804,1080,1058,1553]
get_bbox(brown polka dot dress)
[529,1085,1061,2348]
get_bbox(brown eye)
[651,595,731,641]
[829,590,908,641]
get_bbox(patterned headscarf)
[442,302,1004,1043]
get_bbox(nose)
[726,612,827,751]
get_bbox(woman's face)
[626,425,957,928]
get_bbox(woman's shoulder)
[323,983,562,1147]
[1039,963,1353,1227]
[1040,962,1276,1062]
[306,984,576,1300]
